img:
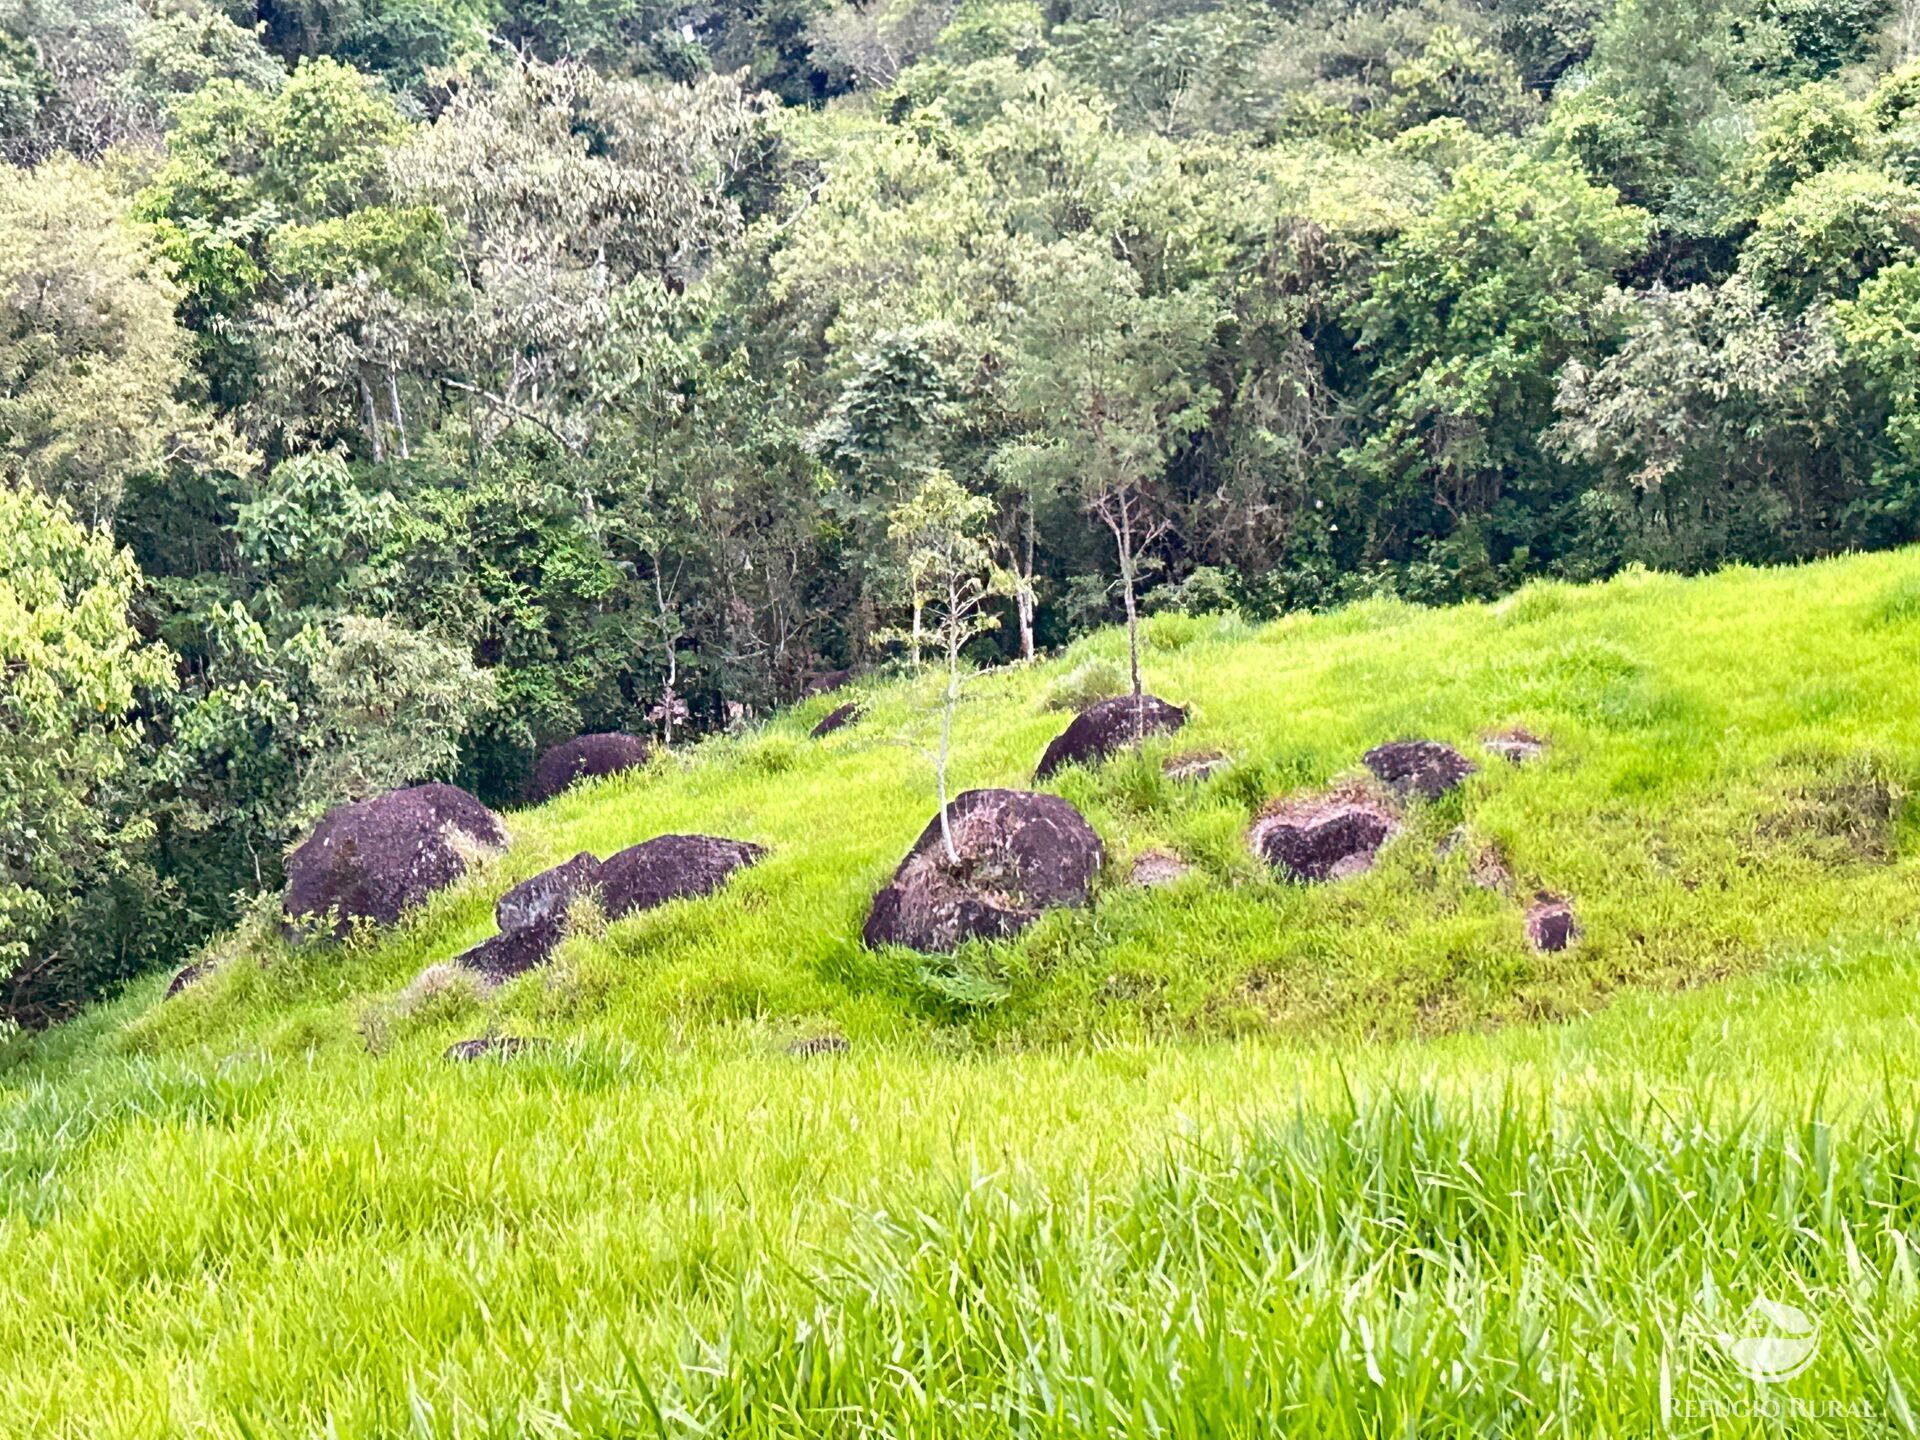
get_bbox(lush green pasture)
[4,550,1920,1436]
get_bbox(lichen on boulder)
[284,783,508,940]
[864,789,1103,953]
[1035,694,1186,780]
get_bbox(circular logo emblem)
[1720,1297,1819,1383]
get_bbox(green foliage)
[0,158,205,524]
[0,485,175,1007]
[1347,149,1649,572]
[1741,165,1920,305]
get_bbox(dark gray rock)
[1250,791,1401,882]
[811,701,861,738]
[456,920,565,983]
[864,789,1104,953]
[1036,694,1187,780]
[527,733,650,803]
[495,852,602,933]
[598,834,766,919]
[1362,740,1478,800]
[284,783,509,940]
[1525,893,1580,952]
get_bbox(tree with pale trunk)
[888,473,1008,864]
[1002,239,1218,737]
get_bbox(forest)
[5,0,1920,1021]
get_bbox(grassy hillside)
[4,550,1920,1436]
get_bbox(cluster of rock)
[1241,731,1576,952]
[457,835,765,983]
[171,690,1581,1040]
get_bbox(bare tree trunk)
[1017,501,1037,662]
[936,576,961,864]
[359,374,385,463]
[1113,486,1144,737]
[653,554,678,746]
[387,368,410,461]
[910,590,924,669]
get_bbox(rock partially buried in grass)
[810,701,861,738]
[598,834,766,919]
[1363,740,1477,800]
[864,789,1103,953]
[1130,850,1190,887]
[1035,694,1187,780]
[456,919,564,983]
[1525,893,1580,952]
[284,783,509,940]
[1163,749,1229,783]
[445,1035,542,1062]
[786,1032,850,1057]
[802,667,853,696]
[165,961,211,998]
[526,733,650,803]
[495,852,602,934]
[1439,828,1517,894]
[1250,789,1401,882]
[1483,725,1548,765]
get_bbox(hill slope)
[4,550,1920,1436]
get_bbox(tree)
[1553,278,1872,567]
[1346,148,1648,577]
[0,158,222,526]
[1003,240,1218,730]
[887,472,1006,863]
[0,483,176,1005]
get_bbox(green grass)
[4,549,1920,1435]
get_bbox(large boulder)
[598,834,766,919]
[526,733,651,803]
[495,852,603,933]
[811,701,861,738]
[1250,790,1400,882]
[1362,740,1477,800]
[284,783,508,939]
[864,789,1103,953]
[1035,694,1187,781]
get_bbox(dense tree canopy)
[3,0,1920,1018]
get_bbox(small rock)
[456,919,565,983]
[810,701,861,738]
[1363,740,1478,800]
[1163,749,1229,783]
[496,852,602,933]
[1130,850,1190,887]
[786,1032,850,1057]
[1525,893,1580,952]
[865,789,1104,953]
[527,733,651,803]
[598,834,766,919]
[445,1035,542,1062]
[165,961,211,998]
[802,668,853,696]
[1440,828,1516,894]
[284,783,509,940]
[1484,726,1548,765]
[1250,789,1401,882]
[1035,694,1187,781]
